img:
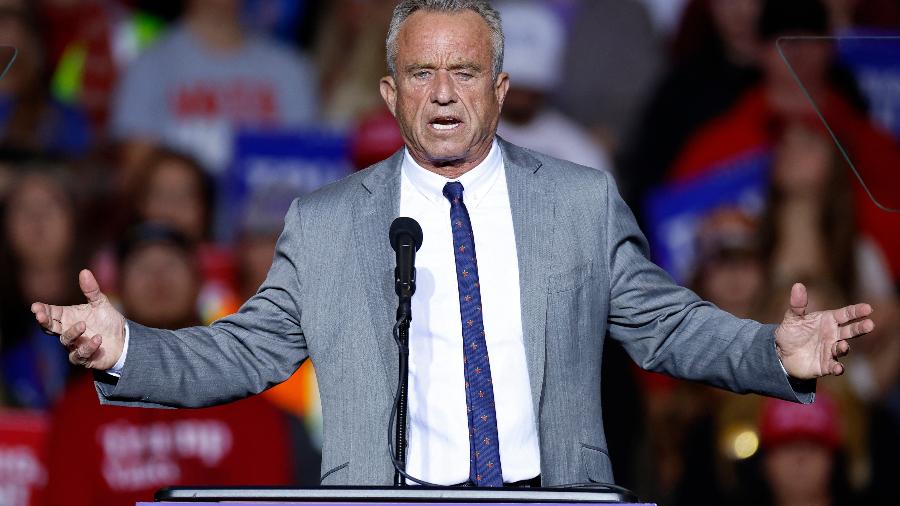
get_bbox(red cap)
[349,108,405,171]
[759,393,842,450]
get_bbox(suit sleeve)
[94,200,310,408]
[601,176,815,403]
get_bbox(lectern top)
[151,485,650,504]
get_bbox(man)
[32,0,873,488]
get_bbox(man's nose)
[430,70,457,105]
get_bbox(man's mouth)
[429,116,462,131]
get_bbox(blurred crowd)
[0,0,898,505]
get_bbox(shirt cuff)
[105,322,130,377]
[776,341,789,376]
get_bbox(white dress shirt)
[399,140,541,485]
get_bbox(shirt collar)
[401,139,503,209]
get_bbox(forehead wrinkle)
[395,10,493,71]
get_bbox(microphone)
[389,217,423,320]
[388,217,423,487]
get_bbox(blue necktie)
[442,181,503,487]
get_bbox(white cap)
[498,1,566,92]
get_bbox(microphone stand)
[394,302,411,486]
[389,217,421,487]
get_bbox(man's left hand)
[776,283,875,380]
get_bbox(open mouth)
[429,116,462,131]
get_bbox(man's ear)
[380,75,398,117]
[494,71,510,110]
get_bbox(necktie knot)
[443,181,465,203]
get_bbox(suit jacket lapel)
[353,150,404,391]
[499,138,553,421]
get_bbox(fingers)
[833,302,874,325]
[31,302,50,329]
[831,362,844,376]
[67,335,103,368]
[833,339,850,359]
[79,269,104,304]
[59,321,86,347]
[31,302,64,335]
[789,282,807,317]
[839,318,875,340]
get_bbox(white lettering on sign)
[98,419,233,492]
[0,446,46,506]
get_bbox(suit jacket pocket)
[580,444,614,484]
[549,261,593,293]
[320,461,349,484]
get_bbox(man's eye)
[414,70,431,79]
[456,72,473,81]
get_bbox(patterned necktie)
[442,181,503,487]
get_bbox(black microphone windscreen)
[389,217,423,251]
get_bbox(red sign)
[0,410,48,506]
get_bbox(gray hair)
[386,0,504,79]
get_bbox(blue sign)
[221,128,353,241]
[837,29,900,140]
[643,150,771,283]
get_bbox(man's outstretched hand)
[776,283,875,380]
[31,269,125,371]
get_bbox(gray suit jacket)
[95,139,814,486]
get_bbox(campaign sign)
[221,129,353,242]
[0,410,48,506]
[644,150,771,283]
[837,29,900,141]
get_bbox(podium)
[147,486,651,505]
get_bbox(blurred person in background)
[0,146,43,198]
[690,209,766,319]
[554,0,664,156]
[757,123,897,321]
[748,394,856,506]
[111,0,319,190]
[0,168,83,409]
[115,224,202,330]
[39,0,167,133]
[314,0,397,127]
[0,0,91,157]
[495,1,611,173]
[42,223,318,506]
[131,148,213,244]
[116,148,238,324]
[621,0,763,215]
[668,0,900,286]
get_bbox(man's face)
[380,10,509,176]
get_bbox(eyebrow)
[448,63,482,72]
[404,62,484,73]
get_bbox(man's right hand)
[31,269,125,371]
